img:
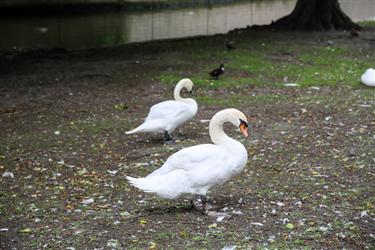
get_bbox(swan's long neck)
[209,111,236,145]
[173,80,197,109]
[173,82,185,102]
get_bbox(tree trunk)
[272,0,361,31]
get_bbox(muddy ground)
[0,25,374,249]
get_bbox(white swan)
[361,68,375,87]
[126,78,198,142]
[127,108,249,212]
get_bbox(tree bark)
[272,0,361,31]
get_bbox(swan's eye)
[239,119,248,128]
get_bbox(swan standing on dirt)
[126,78,198,143]
[127,108,249,213]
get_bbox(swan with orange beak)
[127,108,250,214]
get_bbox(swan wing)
[145,100,191,121]
[142,143,244,198]
[148,144,233,177]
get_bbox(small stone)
[222,246,237,250]
[81,198,94,205]
[232,210,243,215]
[277,201,285,207]
[319,226,329,232]
[120,211,130,217]
[360,211,368,217]
[216,216,226,222]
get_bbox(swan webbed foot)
[189,196,217,214]
[200,195,215,214]
[201,196,207,215]
[191,198,227,217]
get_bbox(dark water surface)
[1,0,374,50]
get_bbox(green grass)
[196,93,288,106]
[358,20,375,27]
[157,31,374,88]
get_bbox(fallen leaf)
[20,228,32,233]
[286,223,295,230]
[148,242,157,250]
[77,169,87,176]
[139,219,148,225]
[208,223,217,229]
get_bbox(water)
[0,0,374,50]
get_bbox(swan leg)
[200,195,208,214]
[163,131,174,144]
[189,200,195,209]
[189,199,201,211]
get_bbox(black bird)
[209,64,224,80]
[225,40,236,50]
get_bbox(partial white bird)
[127,108,249,213]
[126,78,198,143]
[361,68,375,87]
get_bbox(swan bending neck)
[173,83,184,101]
[209,122,232,145]
[209,111,237,145]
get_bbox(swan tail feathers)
[125,123,146,135]
[126,176,155,193]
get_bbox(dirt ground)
[0,26,374,249]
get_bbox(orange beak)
[239,123,249,137]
